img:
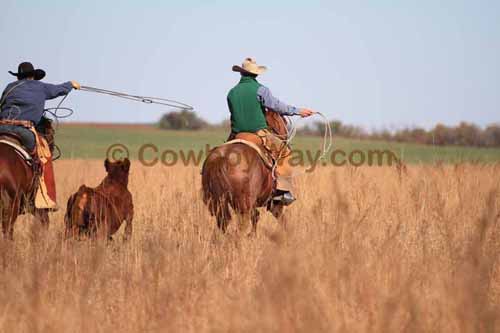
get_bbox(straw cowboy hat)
[9,62,46,80]
[232,57,267,75]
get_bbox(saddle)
[222,132,276,169]
[0,133,33,163]
[0,119,38,164]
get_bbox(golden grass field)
[1,161,500,332]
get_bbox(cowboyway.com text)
[106,144,400,172]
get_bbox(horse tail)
[202,149,232,222]
[0,150,20,215]
[0,187,7,218]
[64,185,91,238]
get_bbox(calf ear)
[104,159,110,172]
[123,158,131,172]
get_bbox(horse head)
[265,109,288,139]
[104,158,131,185]
[37,116,56,153]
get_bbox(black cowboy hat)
[8,62,46,80]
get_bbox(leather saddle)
[0,132,33,164]
[222,132,276,169]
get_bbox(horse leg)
[236,212,247,231]
[6,211,17,240]
[248,209,260,238]
[270,203,287,230]
[216,214,230,233]
[124,210,134,241]
[1,207,12,239]
[2,198,20,240]
[33,208,50,230]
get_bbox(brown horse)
[0,118,54,239]
[201,111,289,235]
[64,158,134,240]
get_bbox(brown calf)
[65,158,134,240]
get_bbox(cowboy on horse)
[0,62,80,210]
[227,58,314,205]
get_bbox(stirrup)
[272,191,296,206]
[47,204,60,212]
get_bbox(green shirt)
[227,76,267,133]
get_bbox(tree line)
[299,121,500,147]
[159,111,500,147]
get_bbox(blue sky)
[1,0,499,129]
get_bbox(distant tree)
[394,128,411,143]
[455,122,481,146]
[379,129,393,142]
[330,120,343,134]
[159,110,208,130]
[310,121,322,135]
[431,124,456,145]
[339,124,366,139]
[483,124,500,147]
[409,128,429,144]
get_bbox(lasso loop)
[79,85,194,111]
[43,94,73,129]
[40,85,194,159]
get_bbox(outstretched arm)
[43,81,80,100]
[257,86,314,117]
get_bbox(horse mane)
[264,109,288,138]
[36,116,56,153]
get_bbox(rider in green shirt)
[228,58,314,205]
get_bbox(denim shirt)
[257,85,300,116]
[0,79,73,125]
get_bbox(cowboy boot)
[273,190,296,206]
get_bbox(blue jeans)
[0,124,36,151]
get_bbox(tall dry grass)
[0,161,499,332]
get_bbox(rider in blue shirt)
[0,62,80,151]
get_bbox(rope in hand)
[79,85,194,111]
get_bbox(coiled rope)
[271,111,333,179]
[311,111,333,161]
[284,111,332,161]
